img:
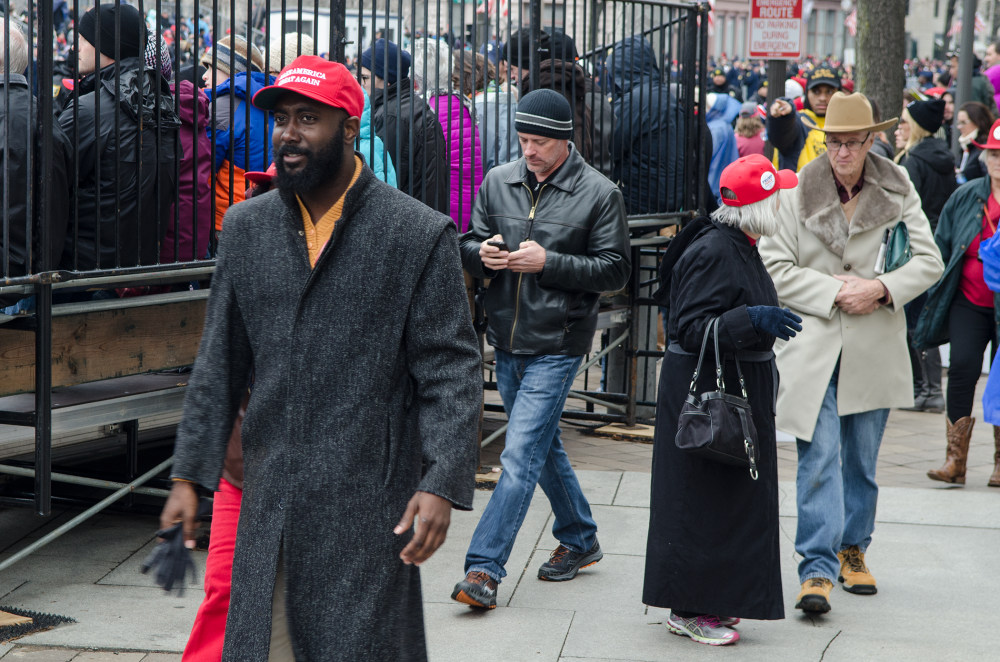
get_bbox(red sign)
[748,0,803,59]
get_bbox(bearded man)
[159,56,481,660]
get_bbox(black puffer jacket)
[610,36,686,214]
[899,137,958,231]
[57,57,179,270]
[460,145,631,355]
[369,77,450,215]
[0,74,72,301]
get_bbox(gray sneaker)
[665,612,740,646]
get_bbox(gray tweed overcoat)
[171,164,482,660]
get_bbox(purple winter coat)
[163,80,213,263]
[986,64,1000,113]
[428,93,483,233]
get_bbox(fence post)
[529,0,541,91]
[331,0,347,63]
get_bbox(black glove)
[747,306,803,341]
[141,521,197,595]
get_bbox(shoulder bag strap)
[688,318,717,395]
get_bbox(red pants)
[182,478,242,661]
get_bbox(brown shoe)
[837,545,877,594]
[927,416,973,484]
[989,426,1000,488]
[795,577,833,613]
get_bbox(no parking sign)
[748,0,803,60]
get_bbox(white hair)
[710,191,782,237]
[411,37,454,97]
[0,24,28,76]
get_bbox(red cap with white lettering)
[719,154,798,207]
[252,55,364,118]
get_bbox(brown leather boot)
[927,416,974,484]
[989,427,1000,488]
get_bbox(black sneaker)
[451,571,498,609]
[537,540,603,581]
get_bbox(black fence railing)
[0,0,709,515]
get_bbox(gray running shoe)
[665,612,740,646]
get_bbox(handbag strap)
[687,318,717,395]
[737,406,759,481]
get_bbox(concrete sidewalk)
[3,397,1000,660]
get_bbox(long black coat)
[643,219,784,620]
[171,165,482,660]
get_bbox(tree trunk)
[856,0,907,133]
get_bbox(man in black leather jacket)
[452,89,630,610]
[56,3,178,271]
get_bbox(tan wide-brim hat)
[818,91,897,133]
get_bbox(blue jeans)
[465,350,598,581]
[795,369,889,582]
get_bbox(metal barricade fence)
[0,0,708,516]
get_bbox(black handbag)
[674,318,759,480]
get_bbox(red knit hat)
[252,56,364,118]
[719,154,797,207]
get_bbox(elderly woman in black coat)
[644,154,801,646]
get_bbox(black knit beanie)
[515,89,574,139]
[78,3,148,61]
[906,98,945,134]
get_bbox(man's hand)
[395,491,452,566]
[834,275,885,315]
[770,98,794,117]
[159,480,199,549]
[507,240,546,273]
[479,234,509,271]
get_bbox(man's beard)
[274,121,347,205]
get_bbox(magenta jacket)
[163,79,213,262]
[428,93,483,232]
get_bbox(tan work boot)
[795,577,833,613]
[927,416,974,484]
[837,545,877,594]
[990,427,1000,488]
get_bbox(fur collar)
[796,153,912,257]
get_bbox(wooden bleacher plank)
[0,299,206,396]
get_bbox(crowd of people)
[4,1,1000,657]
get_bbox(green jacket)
[914,175,1000,349]
[973,73,1000,117]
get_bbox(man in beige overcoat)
[760,92,944,615]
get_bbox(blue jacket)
[359,91,396,187]
[208,71,274,175]
[706,93,740,202]
[610,36,685,213]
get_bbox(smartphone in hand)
[486,239,510,252]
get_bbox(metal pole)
[33,282,52,516]
[331,0,347,63]
[0,464,172,498]
[0,457,174,573]
[529,0,541,91]
[956,0,977,112]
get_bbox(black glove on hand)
[747,306,803,341]
[141,521,196,595]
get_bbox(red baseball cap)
[252,55,364,118]
[245,163,277,186]
[974,119,1000,150]
[719,154,797,207]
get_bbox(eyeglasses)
[825,133,870,153]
